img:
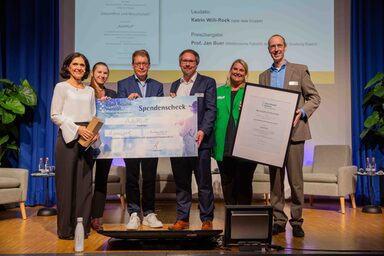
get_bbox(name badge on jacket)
[288,81,299,86]
[195,93,204,97]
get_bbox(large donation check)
[95,96,198,158]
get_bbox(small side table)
[31,172,57,216]
[357,171,383,214]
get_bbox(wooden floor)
[0,197,383,255]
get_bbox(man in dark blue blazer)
[117,49,164,230]
[168,49,217,231]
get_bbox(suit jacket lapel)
[233,88,244,124]
[131,76,143,97]
[189,73,201,96]
[284,62,293,89]
[144,80,151,97]
[172,81,181,94]
[225,86,231,112]
[265,70,272,86]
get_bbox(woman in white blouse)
[51,52,97,240]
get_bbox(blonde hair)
[226,59,249,87]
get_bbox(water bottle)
[371,157,376,174]
[74,217,84,252]
[365,157,371,175]
[38,157,44,173]
[44,157,49,173]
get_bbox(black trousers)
[55,131,94,237]
[124,158,158,216]
[91,158,113,218]
[217,156,256,205]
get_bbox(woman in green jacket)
[212,59,257,205]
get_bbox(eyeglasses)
[180,59,196,64]
[133,62,149,67]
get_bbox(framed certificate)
[232,83,300,168]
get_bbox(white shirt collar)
[134,74,148,86]
[180,72,197,85]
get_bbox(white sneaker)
[142,213,163,228]
[126,212,141,230]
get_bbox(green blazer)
[212,84,245,161]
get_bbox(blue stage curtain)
[0,0,59,205]
[351,0,384,206]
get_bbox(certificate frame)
[232,83,300,169]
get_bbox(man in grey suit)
[259,34,320,237]
[117,49,164,230]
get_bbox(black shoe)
[272,224,285,235]
[292,225,305,237]
[58,235,74,240]
[91,217,102,231]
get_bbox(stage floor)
[1,198,384,254]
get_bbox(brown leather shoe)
[201,220,213,230]
[91,217,102,231]
[168,220,189,231]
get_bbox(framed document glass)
[232,83,300,168]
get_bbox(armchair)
[0,168,29,219]
[252,164,270,204]
[155,157,176,196]
[303,145,357,214]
